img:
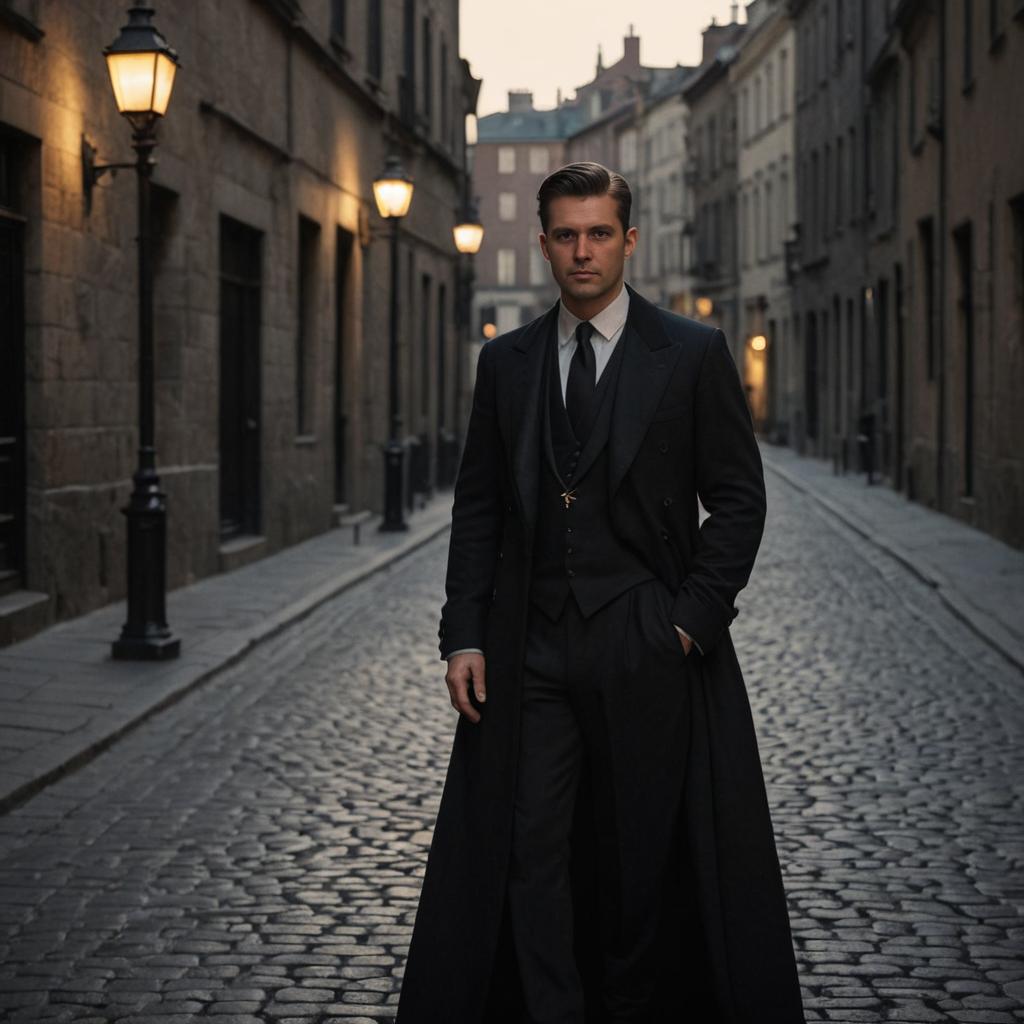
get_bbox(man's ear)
[624,225,638,258]
[538,233,551,261]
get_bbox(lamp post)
[373,155,414,532]
[452,200,484,446]
[100,5,181,660]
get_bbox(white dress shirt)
[446,284,699,660]
[555,284,630,402]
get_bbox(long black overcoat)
[396,286,805,1023]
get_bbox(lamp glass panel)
[453,222,484,254]
[373,178,414,218]
[106,51,160,114]
[151,52,178,116]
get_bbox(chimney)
[623,29,640,66]
[701,21,735,64]
[508,89,534,112]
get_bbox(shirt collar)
[557,284,630,347]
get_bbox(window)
[836,135,844,228]
[331,0,346,41]
[498,147,516,173]
[754,76,762,133]
[849,126,858,222]
[496,304,520,333]
[440,40,450,144]
[766,180,774,256]
[529,147,550,174]
[497,249,516,285]
[498,192,517,221]
[422,15,433,129]
[963,0,974,88]
[779,50,789,116]
[989,0,1005,44]
[742,192,751,267]
[367,0,382,79]
[766,62,774,124]
[402,0,416,124]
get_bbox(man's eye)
[556,232,573,242]
[592,230,609,238]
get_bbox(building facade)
[0,0,478,644]
[685,19,747,365]
[732,0,796,435]
[893,0,1024,546]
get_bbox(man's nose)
[573,237,591,261]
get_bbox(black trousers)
[507,578,694,1024]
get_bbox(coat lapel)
[509,303,557,534]
[608,287,682,497]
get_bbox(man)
[396,163,805,1023]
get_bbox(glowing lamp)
[103,5,180,127]
[373,156,415,219]
[750,334,767,352]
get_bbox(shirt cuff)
[446,647,484,660]
[674,625,704,656]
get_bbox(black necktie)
[566,321,596,440]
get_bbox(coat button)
[658,442,669,454]
[566,547,573,555]
[663,497,673,507]
[506,502,513,512]
[661,530,670,541]
[567,569,576,578]
[566,526,573,534]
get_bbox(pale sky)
[460,0,746,118]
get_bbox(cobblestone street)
[0,470,1022,1024]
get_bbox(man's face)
[539,193,638,313]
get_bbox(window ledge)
[294,434,318,447]
[0,5,44,41]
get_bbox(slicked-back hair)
[536,161,632,234]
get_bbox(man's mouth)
[571,270,596,278]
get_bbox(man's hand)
[445,653,486,723]
[675,627,694,657]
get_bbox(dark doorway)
[877,278,890,476]
[334,227,354,505]
[0,129,29,596]
[894,262,906,490]
[218,216,263,539]
[804,311,819,442]
[0,195,26,595]
[953,223,974,497]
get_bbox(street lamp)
[97,5,181,660]
[449,200,484,481]
[373,155,414,532]
[452,201,484,256]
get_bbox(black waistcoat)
[529,323,655,620]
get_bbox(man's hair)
[536,161,632,234]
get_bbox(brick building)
[0,0,479,644]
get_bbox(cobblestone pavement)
[0,473,1022,1023]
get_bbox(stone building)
[893,0,1024,547]
[732,0,796,435]
[631,65,695,314]
[684,18,747,363]
[788,0,871,466]
[0,0,478,644]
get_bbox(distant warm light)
[482,322,497,339]
[695,296,713,318]
[750,334,767,352]
[373,156,414,219]
[453,220,484,255]
[864,286,874,304]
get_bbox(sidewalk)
[761,443,1024,675]
[0,497,454,814]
